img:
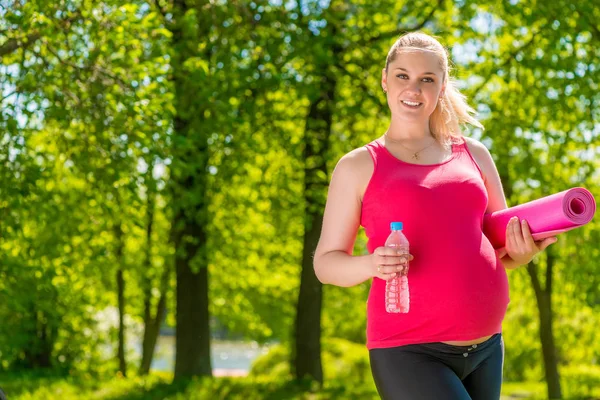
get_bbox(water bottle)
[385,222,410,313]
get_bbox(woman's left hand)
[502,216,557,265]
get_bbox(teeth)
[402,100,420,106]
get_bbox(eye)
[423,77,435,83]
[395,74,408,79]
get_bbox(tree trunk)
[140,281,168,375]
[35,314,53,368]
[294,70,338,384]
[140,180,170,375]
[115,222,127,377]
[293,7,345,383]
[170,0,211,379]
[141,275,154,375]
[294,212,324,384]
[526,248,562,399]
[24,310,54,368]
[173,206,211,378]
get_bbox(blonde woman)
[313,32,556,399]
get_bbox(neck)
[385,117,433,142]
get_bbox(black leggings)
[369,334,504,400]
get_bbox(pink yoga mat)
[483,187,596,249]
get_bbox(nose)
[405,82,422,96]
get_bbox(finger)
[378,256,408,266]
[378,265,400,275]
[375,247,402,256]
[376,267,397,280]
[520,219,537,250]
[512,217,523,248]
[537,237,558,251]
[376,252,404,265]
[496,247,507,258]
[398,254,411,264]
[505,218,517,252]
[381,247,409,257]
[383,263,410,276]
[380,273,398,281]
[392,254,412,268]
[378,250,411,263]
[390,254,412,265]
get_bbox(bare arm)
[313,148,407,287]
[465,137,556,269]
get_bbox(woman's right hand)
[370,246,413,280]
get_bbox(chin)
[394,111,427,122]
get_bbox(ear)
[381,68,387,91]
[440,83,447,98]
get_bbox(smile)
[401,100,422,108]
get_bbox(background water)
[144,335,272,376]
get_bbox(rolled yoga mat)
[483,187,596,249]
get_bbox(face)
[381,50,445,123]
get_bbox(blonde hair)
[385,32,483,142]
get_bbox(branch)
[469,31,539,99]
[45,43,130,92]
[356,0,444,46]
[0,8,82,58]
[574,4,600,41]
[1,90,16,103]
[152,0,168,21]
[33,49,83,105]
[0,32,43,57]
[333,61,385,110]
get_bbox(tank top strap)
[451,136,485,179]
[364,140,382,170]
[450,136,467,152]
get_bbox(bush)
[561,364,600,399]
[247,342,290,378]
[321,337,373,386]
[250,337,373,385]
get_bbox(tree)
[464,1,600,396]
[0,0,173,375]
[291,0,452,383]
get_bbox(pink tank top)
[362,138,510,350]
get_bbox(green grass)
[501,382,547,399]
[0,371,182,400]
[0,370,596,400]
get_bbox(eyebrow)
[394,67,437,75]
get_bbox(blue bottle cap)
[390,222,403,230]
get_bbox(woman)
[313,31,557,399]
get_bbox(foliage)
[0,0,599,396]
[0,0,172,373]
